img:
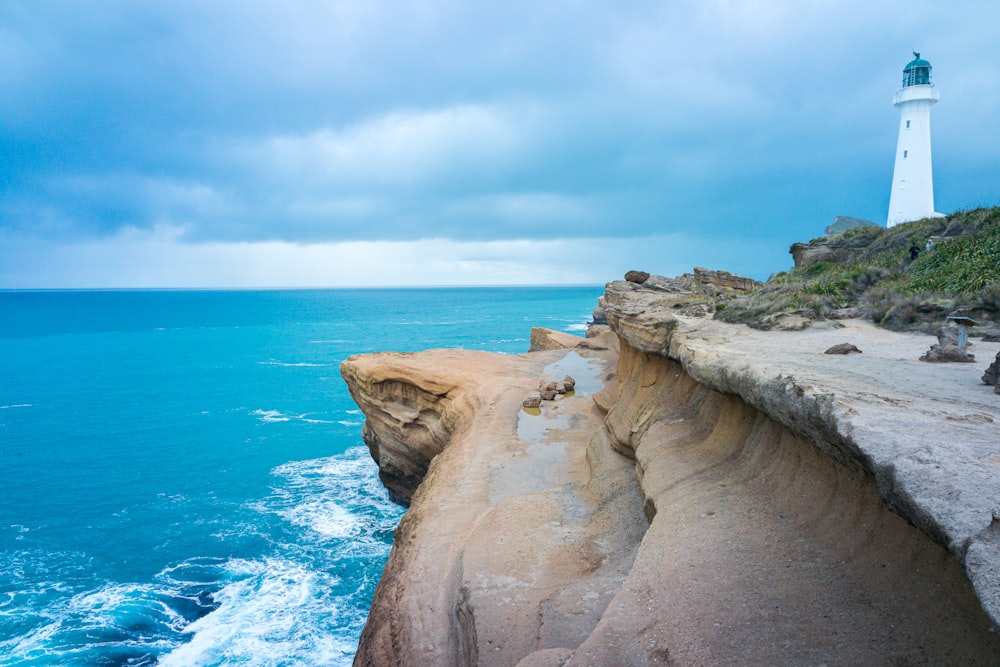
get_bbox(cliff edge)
[342,281,1000,665]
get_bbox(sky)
[2,0,998,288]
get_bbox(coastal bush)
[714,206,1000,332]
[900,214,1000,295]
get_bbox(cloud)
[0,225,783,289]
[228,104,530,193]
[1,0,999,286]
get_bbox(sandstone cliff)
[341,283,1000,665]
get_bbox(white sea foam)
[252,409,290,423]
[336,420,363,427]
[299,415,335,424]
[158,558,356,667]
[567,323,589,331]
[252,409,336,425]
[260,448,402,552]
[0,404,32,410]
[0,579,189,666]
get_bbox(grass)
[714,206,1000,331]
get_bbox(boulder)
[981,328,1000,343]
[585,324,612,338]
[829,307,864,320]
[529,327,582,352]
[789,242,837,269]
[624,269,650,284]
[522,396,542,409]
[920,344,976,363]
[936,326,959,347]
[680,303,712,317]
[825,343,862,355]
[540,389,557,401]
[540,380,557,392]
[562,375,576,390]
[692,267,760,292]
[983,352,1000,388]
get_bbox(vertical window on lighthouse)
[906,120,911,129]
[903,150,908,158]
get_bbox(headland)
[340,212,1000,665]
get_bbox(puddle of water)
[516,351,605,444]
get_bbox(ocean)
[0,287,601,666]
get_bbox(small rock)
[522,396,542,409]
[679,303,711,318]
[825,343,862,355]
[586,324,612,338]
[540,380,557,392]
[562,375,576,390]
[983,352,1000,387]
[625,270,650,284]
[936,326,959,347]
[540,389,557,401]
[829,307,864,320]
[981,328,1000,343]
[920,344,975,363]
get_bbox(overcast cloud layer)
[2,0,998,287]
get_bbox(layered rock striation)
[342,282,1000,665]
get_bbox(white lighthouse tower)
[887,52,943,227]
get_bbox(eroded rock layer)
[343,299,1000,665]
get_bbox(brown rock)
[789,241,837,269]
[692,266,760,292]
[983,352,1000,387]
[522,396,542,409]
[540,380,557,392]
[540,389,557,401]
[347,284,1000,666]
[585,324,612,338]
[825,343,862,355]
[340,349,492,506]
[936,325,959,347]
[562,375,576,390]
[920,344,976,363]
[529,327,582,352]
[829,307,864,320]
[624,269,650,284]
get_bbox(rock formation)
[920,343,976,363]
[624,269,650,284]
[984,352,1000,393]
[529,327,583,352]
[824,342,862,354]
[342,281,1000,665]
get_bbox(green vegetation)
[714,206,1000,332]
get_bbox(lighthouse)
[887,52,943,227]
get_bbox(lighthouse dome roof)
[904,54,931,70]
[902,51,932,87]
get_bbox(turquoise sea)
[0,287,601,666]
